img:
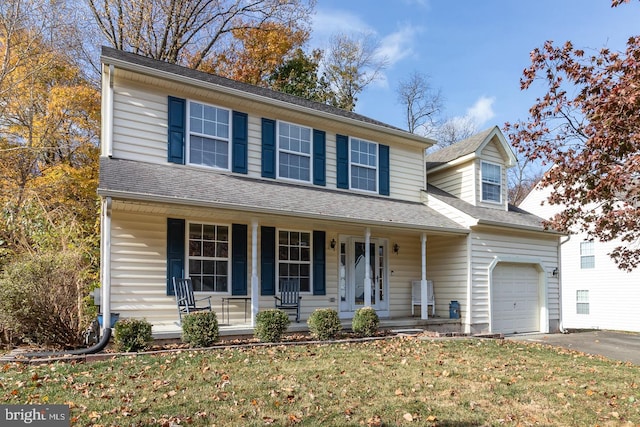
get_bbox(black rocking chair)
[173,277,212,323]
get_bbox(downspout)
[22,328,112,359]
[101,197,112,336]
[465,234,472,334]
[558,235,571,333]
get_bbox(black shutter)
[336,134,349,189]
[261,118,276,178]
[260,226,276,295]
[167,97,186,164]
[379,144,390,196]
[313,129,326,186]
[313,230,326,295]
[166,218,185,295]
[232,111,248,174]
[231,224,248,295]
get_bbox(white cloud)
[311,9,375,47]
[466,96,496,126]
[377,24,422,66]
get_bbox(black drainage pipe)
[22,328,112,359]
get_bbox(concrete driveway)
[507,330,640,365]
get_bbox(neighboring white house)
[520,182,640,332]
[97,47,562,337]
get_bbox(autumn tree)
[505,1,640,270]
[396,71,443,135]
[268,48,334,102]
[321,32,389,111]
[86,0,315,69]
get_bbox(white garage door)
[492,263,540,334]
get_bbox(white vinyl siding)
[469,229,559,334]
[428,161,476,205]
[112,82,168,163]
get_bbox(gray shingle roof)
[425,126,496,170]
[99,157,468,233]
[426,184,557,233]
[101,46,410,135]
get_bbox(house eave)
[101,54,435,148]
[97,188,469,235]
[473,219,565,235]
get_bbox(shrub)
[255,309,290,342]
[352,307,380,337]
[181,311,219,347]
[307,308,342,340]
[113,318,152,352]
[0,250,93,348]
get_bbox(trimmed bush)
[113,318,152,352]
[352,306,379,337]
[307,308,342,340]
[255,309,290,342]
[181,311,219,347]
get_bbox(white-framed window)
[187,222,229,292]
[188,101,231,169]
[481,161,502,203]
[580,240,595,269]
[350,137,377,192]
[278,121,312,182]
[576,290,590,314]
[278,230,311,293]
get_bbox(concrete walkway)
[507,330,640,365]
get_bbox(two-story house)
[98,47,562,337]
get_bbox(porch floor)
[152,316,461,340]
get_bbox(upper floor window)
[188,222,229,292]
[278,230,311,293]
[481,161,501,203]
[188,101,230,169]
[351,137,377,192]
[278,121,312,182]
[580,240,595,269]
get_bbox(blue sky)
[310,0,640,138]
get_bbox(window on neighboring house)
[481,161,501,203]
[278,121,311,182]
[188,222,229,292]
[580,240,595,269]
[576,290,590,314]
[351,137,377,192]
[188,101,230,169]
[278,230,311,293]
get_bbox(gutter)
[97,188,470,236]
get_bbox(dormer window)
[188,101,231,169]
[481,161,501,203]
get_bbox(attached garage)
[491,262,542,334]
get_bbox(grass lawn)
[1,337,639,426]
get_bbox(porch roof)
[98,157,468,233]
[426,184,561,234]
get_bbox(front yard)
[2,337,639,426]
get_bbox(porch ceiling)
[98,157,467,234]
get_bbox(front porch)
[151,315,462,340]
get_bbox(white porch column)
[420,233,429,320]
[101,197,112,332]
[250,220,259,326]
[364,227,372,307]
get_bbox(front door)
[339,238,388,315]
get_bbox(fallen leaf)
[403,413,413,421]
[426,415,437,421]
[395,388,404,396]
